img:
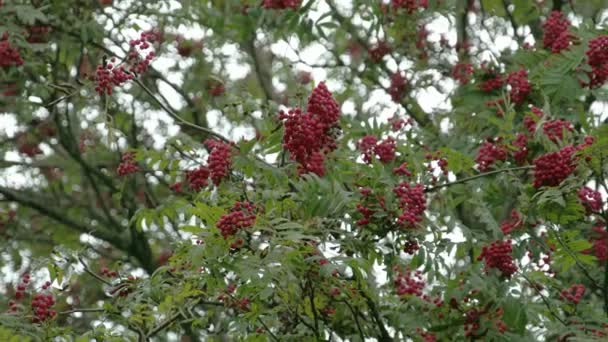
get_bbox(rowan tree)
[1,0,608,341]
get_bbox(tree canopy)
[1,0,608,341]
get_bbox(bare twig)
[425,165,534,193]
[78,256,112,286]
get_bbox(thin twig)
[59,308,107,315]
[520,273,567,326]
[257,317,279,342]
[78,256,112,286]
[425,165,534,193]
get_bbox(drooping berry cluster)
[355,187,386,226]
[560,284,585,304]
[542,11,572,53]
[95,31,156,95]
[262,0,301,9]
[280,82,340,176]
[391,0,428,13]
[477,240,517,277]
[393,182,426,228]
[216,201,256,239]
[532,145,577,188]
[451,63,474,85]
[117,152,140,176]
[205,139,233,186]
[543,119,573,142]
[500,210,523,235]
[588,224,608,262]
[505,69,531,105]
[388,72,408,102]
[185,166,210,191]
[393,266,425,297]
[585,36,608,88]
[31,293,56,323]
[512,133,529,165]
[100,266,119,278]
[368,41,391,63]
[475,139,507,171]
[16,133,42,157]
[357,135,396,164]
[27,25,50,44]
[578,187,603,214]
[0,34,24,67]
[403,238,419,255]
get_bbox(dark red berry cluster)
[185,166,210,191]
[391,0,428,13]
[0,34,24,67]
[524,106,544,133]
[500,210,523,235]
[393,182,426,228]
[403,238,420,255]
[16,133,42,157]
[511,133,529,165]
[532,145,577,188]
[542,11,572,53]
[205,139,233,186]
[543,119,573,142]
[585,36,608,88]
[578,187,603,214]
[31,292,56,323]
[560,284,585,304]
[388,72,408,102]
[116,152,140,176]
[477,240,517,277]
[475,139,507,172]
[216,201,256,239]
[100,266,119,278]
[26,25,50,44]
[208,80,225,97]
[393,162,412,177]
[280,82,340,176]
[355,187,386,226]
[505,69,531,105]
[424,151,449,184]
[368,41,391,63]
[479,69,503,93]
[588,224,608,262]
[357,135,396,164]
[451,63,474,85]
[393,266,425,297]
[262,0,301,9]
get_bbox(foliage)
[1,0,608,341]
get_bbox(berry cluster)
[479,70,503,93]
[31,293,56,323]
[393,182,426,228]
[505,69,531,105]
[16,133,42,157]
[116,152,139,176]
[578,187,603,214]
[391,0,428,13]
[560,284,585,304]
[500,210,523,235]
[512,133,529,165]
[477,240,517,277]
[393,266,425,297]
[0,34,24,67]
[403,238,419,255]
[175,36,203,57]
[262,0,301,9]
[357,135,396,164]
[95,31,156,95]
[393,162,412,177]
[543,119,573,142]
[524,106,544,133]
[355,188,386,226]
[475,139,507,172]
[280,82,340,176]
[532,145,577,188]
[542,11,572,53]
[588,224,608,262]
[216,201,256,239]
[451,63,474,85]
[368,41,391,63]
[388,72,408,102]
[425,151,449,182]
[205,139,233,186]
[100,267,119,278]
[185,166,210,191]
[585,36,608,88]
